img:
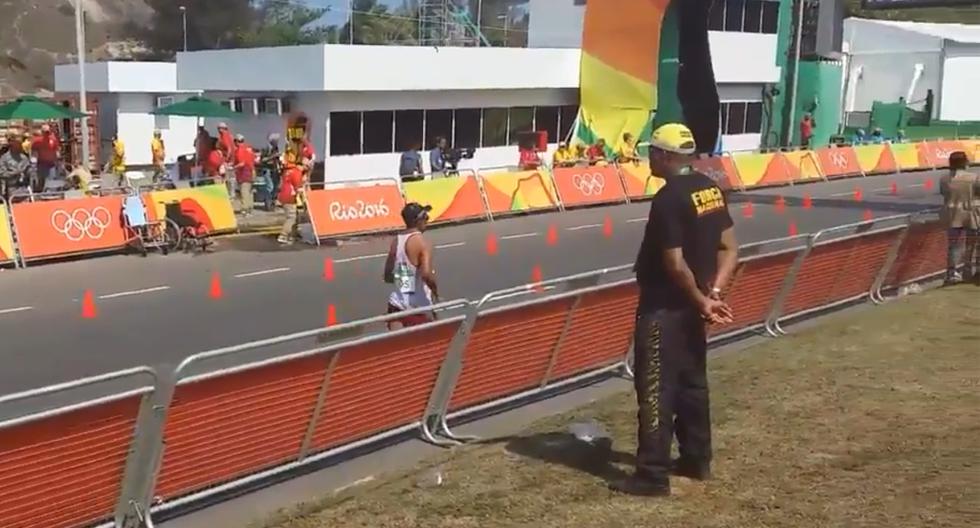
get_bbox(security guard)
[610,123,739,497]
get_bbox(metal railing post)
[611,161,632,204]
[421,303,479,445]
[870,215,913,304]
[473,170,496,221]
[298,352,341,459]
[539,293,584,387]
[764,234,818,336]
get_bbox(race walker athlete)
[384,202,439,329]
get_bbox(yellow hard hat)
[650,123,696,155]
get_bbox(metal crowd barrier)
[0,217,953,527]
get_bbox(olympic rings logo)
[51,207,112,242]
[829,151,849,168]
[572,172,605,196]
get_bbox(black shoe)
[671,458,711,481]
[608,475,670,497]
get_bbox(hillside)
[846,0,980,24]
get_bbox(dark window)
[362,111,394,154]
[761,0,779,34]
[720,103,729,135]
[454,108,481,149]
[508,107,534,145]
[743,0,762,33]
[558,105,578,142]
[725,0,744,32]
[482,108,509,147]
[745,102,763,134]
[725,102,747,135]
[394,110,423,151]
[708,0,725,31]
[329,111,360,156]
[534,106,560,144]
[425,109,453,149]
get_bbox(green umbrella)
[0,95,86,120]
[152,96,236,118]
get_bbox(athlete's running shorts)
[386,303,434,327]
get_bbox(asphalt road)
[0,170,944,401]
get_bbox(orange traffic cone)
[209,273,223,300]
[602,215,613,238]
[486,232,499,256]
[531,264,543,293]
[863,209,874,222]
[802,194,813,209]
[546,225,559,247]
[81,290,97,319]
[326,304,337,327]
[853,187,863,202]
[890,181,898,196]
[742,202,755,219]
[774,195,786,214]
[323,258,335,282]
[923,178,934,190]
[788,221,798,237]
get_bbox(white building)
[54,62,198,166]
[844,18,980,121]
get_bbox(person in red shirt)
[217,122,235,163]
[518,146,541,170]
[32,123,60,192]
[204,138,225,181]
[195,126,213,165]
[800,113,815,149]
[233,134,256,216]
[277,160,305,245]
[587,138,608,165]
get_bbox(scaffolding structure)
[418,0,490,47]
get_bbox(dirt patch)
[260,286,980,528]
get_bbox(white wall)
[722,134,762,152]
[178,46,327,92]
[55,62,179,92]
[114,93,198,165]
[709,32,782,84]
[939,42,980,121]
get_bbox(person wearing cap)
[108,134,127,187]
[217,122,235,164]
[203,137,226,182]
[617,132,640,164]
[31,123,61,192]
[940,151,980,284]
[258,134,283,210]
[384,202,439,329]
[233,134,256,216]
[0,131,31,200]
[610,122,738,498]
[277,158,306,245]
[150,129,166,181]
[552,141,575,168]
[586,138,608,165]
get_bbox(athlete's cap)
[650,123,697,155]
[401,202,432,225]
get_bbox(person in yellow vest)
[108,134,126,187]
[552,141,575,168]
[617,132,641,164]
[150,129,166,181]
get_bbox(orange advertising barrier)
[0,201,15,265]
[780,149,824,182]
[618,162,666,199]
[305,183,406,239]
[731,151,794,187]
[815,146,863,178]
[11,195,128,261]
[691,155,740,190]
[916,140,964,169]
[402,174,487,225]
[479,169,560,216]
[551,165,627,207]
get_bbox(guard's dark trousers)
[632,307,712,482]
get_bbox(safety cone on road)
[774,195,786,214]
[326,304,338,327]
[802,194,813,209]
[81,290,97,319]
[890,181,899,196]
[853,187,863,202]
[602,215,613,238]
[209,273,223,300]
[788,221,798,237]
[546,224,559,246]
[863,209,874,222]
[323,258,335,282]
[531,264,544,293]
[486,232,499,256]
[742,202,755,219]
[924,178,934,190]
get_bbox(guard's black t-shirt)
[634,170,734,312]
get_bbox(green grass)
[259,285,980,528]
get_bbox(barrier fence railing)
[0,139,962,270]
[0,208,953,528]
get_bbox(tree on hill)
[845,0,980,24]
[239,0,331,48]
[139,0,256,57]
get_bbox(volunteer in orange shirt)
[204,138,226,181]
[233,134,256,216]
[217,122,235,163]
[32,123,61,192]
[277,160,305,245]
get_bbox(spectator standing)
[429,136,447,177]
[150,129,166,181]
[32,123,60,192]
[940,151,980,284]
[195,126,213,166]
[217,122,235,163]
[233,134,256,216]
[399,142,424,182]
[617,132,641,164]
[587,138,608,165]
[870,127,884,144]
[259,134,283,209]
[518,145,541,170]
[109,134,126,187]
[799,113,815,148]
[277,160,305,245]
[204,138,226,181]
[0,132,31,200]
[552,141,575,168]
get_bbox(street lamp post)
[180,6,188,52]
[73,0,90,170]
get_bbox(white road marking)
[234,267,291,279]
[829,191,855,197]
[98,286,171,300]
[627,217,647,223]
[493,285,557,301]
[333,475,376,494]
[908,183,925,188]
[334,253,387,263]
[566,223,603,231]
[0,306,33,315]
[872,186,891,192]
[435,242,466,249]
[500,232,538,240]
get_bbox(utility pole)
[74,0,90,170]
[180,6,188,52]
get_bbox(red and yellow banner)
[731,152,793,188]
[306,184,406,239]
[552,166,626,207]
[0,203,15,264]
[917,140,965,169]
[691,155,740,190]
[618,162,666,199]
[12,196,128,260]
[889,142,923,171]
[852,144,897,175]
[781,150,823,181]
[815,146,862,178]
[402,175,486,224]
[142,184,238,234]
[480,170,560,216]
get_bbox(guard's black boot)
[608,475,671,497]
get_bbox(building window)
[558,105,578,143]
[454,109,481,149]
[761,1,779,34]
[708,1,725,31]
[725,0,745,32]
[534,106,560,144]
[425,109,452,149]
[721,102,762,135]
[483,108,509,147]
[362,111,394,154]
[395,110,423,151]
[329,111,361,156]
[508,107,534,146]
[745,102,763,134]
[743,0,762,33]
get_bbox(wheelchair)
[122,195,180,256]
[165,201,213,252]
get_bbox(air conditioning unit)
[155,95,175,108]
[239,98,259,115]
